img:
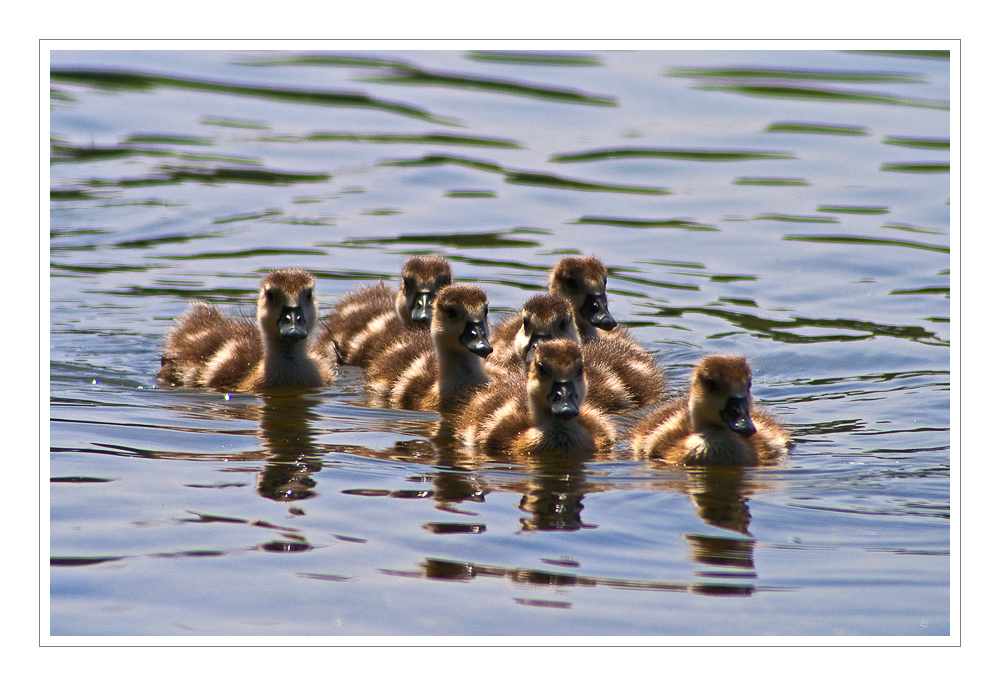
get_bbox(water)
[48,48,951,638]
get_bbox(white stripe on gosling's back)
[391,351,433,405]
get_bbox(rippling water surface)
[48,48,951,637]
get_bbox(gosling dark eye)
[562,276,579,292]
[446,307,458,319]
[403,277,415,292]
[264,288,275,303]
[704,377,719,392]
[301,288,313,301]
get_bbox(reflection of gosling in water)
[459,338,616,456]
[631,355,790,466]
[314,255,453,367]
[364,284,492,412]
[487,293,666,412]
[157,269,334,392]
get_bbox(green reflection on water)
[756,213,839,223]
[505,170,667,194]
[666,67,924,83]
[446,191,497,198]
[847,50,950,60]
[51,263,153,274]
[550,148,794,163]
[51,189,102,201]
[124,135,213,146]
[639,260,706,270]
[52,140,260,167]
[49,68,459,125]
[382,154,669,195]
[783,234,949,254]
[883,136,949,149]
[880,162,950,173]
[733,177,809,186]
[889,287,950,296]
[710,275,758,283]
[263,131,523,149]
[51,228,111,238]
[465,51,603,67]
[882,223,947,235]
[114,233,220,249]
[357,65,618,107]
[695,83,948,110]
[651,305,947,345]
[765,122,868,135]
[213,210,283,224]
[234,54,411,69]
[573,216,717,230]
[202,117,269,129]
[239,49,614,103]
[51,141,169,163]
[84,165,330,188]
[159,248,328,261]
[720,297,758,307]
[817,205,890,214]
[343,231,543,249]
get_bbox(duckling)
[314,255,453,367]
[630,355,790,466]
[548,255,617,341]
[549,254,652,354]
[487,293,666,412]
[486,293,580,375]
[458,338,616,456]
[364,284,492,413]
[157,269,334,392]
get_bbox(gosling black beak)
[548,380,580,419]
[721,395,756,438]
[583,293,616,331]
[460,320,492,359]
[410,291,434,324]
[278,306,308,341]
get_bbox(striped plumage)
[364,284,492,413]
[157,269,334,392]
[631,355,790,466]
[486,293,666,412]
[458,338,616,456]
[314,255,452,367]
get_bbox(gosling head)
[689,355,756,438]
[257,269,318,345]
[515,293,581,366]
[548,256,616,333]
[397,255,453,326]
[431,284,492,359]
[528,338,587,420]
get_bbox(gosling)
[630,354,790,466]
[458,338,616,456]
[364,284,492,413]
[157,268,334,392]
[314,255,453,367]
